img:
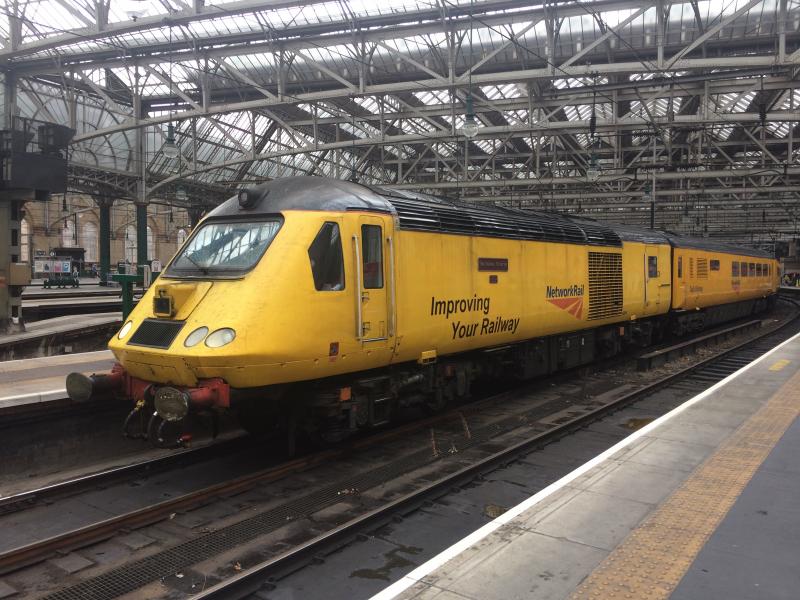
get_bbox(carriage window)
[740,262,747,277]
[732,262,739,277]
[749,263,756,276]
[361,225,383,289]
[677,256,682,278]
[308,222,344,291]
[648,256,658,278]
[710,259,720,271]
[756,264,762,277]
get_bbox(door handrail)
[387,235,396,338]
[352,234,363,340]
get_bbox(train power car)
[66,177,779,445]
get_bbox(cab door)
[644,245,663,309]
[353,215,394,350]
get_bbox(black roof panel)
[369,186,621,247]
[665,234,773,258]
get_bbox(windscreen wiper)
[183,253,209,275]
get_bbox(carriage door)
[354,216,391,348]
[645,245,661,308]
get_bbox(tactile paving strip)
[571,363,800,600]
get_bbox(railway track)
[190,301,800,600]
[1,301,796,599]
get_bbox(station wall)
[19,195,193,271]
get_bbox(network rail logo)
[546,284,585,319]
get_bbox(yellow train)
[67,177,778,445]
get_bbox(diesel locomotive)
[66,177,778,445]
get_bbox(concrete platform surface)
[373,331,800,600]
[0,350,114,408]
[0,313,121,347]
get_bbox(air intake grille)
[371,194,621,247]
[587,252,623,320]
[128,319,184,349]
[696,258,708,279]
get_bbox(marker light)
[118,320,133,339]
[184,326,209,348]
[205,328,236,348]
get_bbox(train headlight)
[205,328,236,348]
[117,320,133,339]
[154,387,189,422]
[184,326,209,348]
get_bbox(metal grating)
[587,252,623,320]
[128,319,184,349]
[696,258,709,279]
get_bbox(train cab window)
[677,257,682,278]
[648,256,658,278]
[710,259,720,271]
[732,262,739,277]
[308,222,345,291]
[749,263,756,277]
[361,225,384,289]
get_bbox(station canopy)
[1,0,798,241]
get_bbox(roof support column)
[136,202,148,269]
[132,86,148,272]
[97,196,113,285]
[187,207,204,228]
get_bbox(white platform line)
[370,328,800,600]
[0,388,67,404]
[0,349,112,367]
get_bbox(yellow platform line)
[571,369,800,600]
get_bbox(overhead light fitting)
[162,123,179,159]
[461,93,479,139]
[175,185,187,201]
[586,155,600,182]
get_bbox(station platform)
[0,313,120,361]
[375,332,800,600]
[0,350,114,409]
[21,296,125,321]
[22,278,120,297]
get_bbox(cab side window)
[648,256,658,278]
[361,225,384,289]
[308,222,345,291]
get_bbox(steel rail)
[192,302,800,600]
[0,433,250,516]
[2,302,794,581]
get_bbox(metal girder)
[66,53,800,144]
